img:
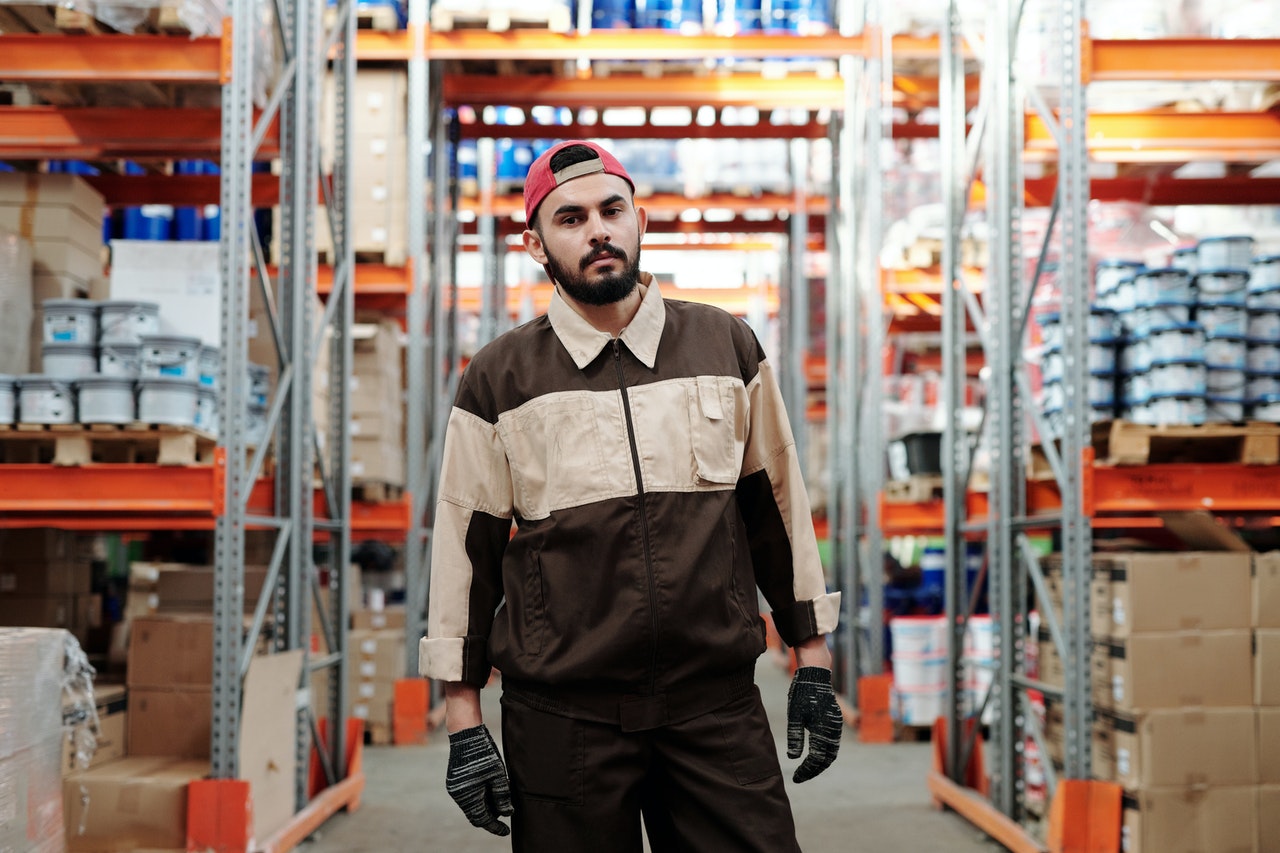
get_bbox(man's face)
[523,172,647,307]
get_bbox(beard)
[545,241,642,307]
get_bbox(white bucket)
[0,375,14,424]
[17,376,75,424]
[1041,379,1065,413]
[1194,270,1249,305]
[1197,302,1248,337]
[891,654,947,690]
[1121,373,1151,409]
[1036,312,1063,350]
[140,334,202,381]
[1170,246,1197,275]
[1136,393,1206,426]
[41,342,97,379]
[1249,286,1280,311]
[77,376,136,424]
[1147,324,1205,363]
[1197,235,1254,270]
[97,300,160,345]
[1088,342,1117,374]
[247,403,268,446]
[1089,307,1119,343]
[1041,347,1063,383]
[889,616,947,656]
[1249,309,1280,342]
[1090,372,1117,406]
[98,343,142,378]
[1204,335,1248,370]
[41,299,98,344]
[1207,367,1247,395]
[1131,302,1191,335]
[1251,256,1280,291]
[1248,372,1280,400]
[1145,360,1206,397]
[1133,268,1194,306]
[1206,396,1245,423]
[137,377,199,426]
[198,345,219,389]
[1095,259,1144,297]
[1111,277,1137,314]
[1249,342,1280,374]
[892,685,945,726]
[248,363,270,407]
[1253,394,1280,422]
[1120,336,1151,375]
[964,615,995,659]
[195,387,219,437]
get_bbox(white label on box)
[370,614,387,628]
[352,462,366,476]
[371,185,388,202]
[1112,675,1124,703]
[371,227,388,244]
[359,683,375,699]
[360,639,377,655]
[1117,747,1130,776]
[366,93,385,111]
[1112,598,1125,626]
[370,138,388,156]
[353,703,369,719]
[359,662,376,679]
[351,420,363,436]
[1121,826,1131,853]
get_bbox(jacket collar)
[548,272,665,370]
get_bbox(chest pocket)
[687,376,741,485]
[498,393,606,519]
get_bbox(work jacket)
[419,275,840,718]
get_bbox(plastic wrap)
[0,628,70,853]
[0,230,33,377]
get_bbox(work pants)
[500,686,802,853]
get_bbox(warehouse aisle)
[300,657,1001,852]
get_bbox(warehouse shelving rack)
[0,0,363,846]
[926,1,1280,847]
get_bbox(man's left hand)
[785,666,843,783]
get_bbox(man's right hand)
[445,725,514,836]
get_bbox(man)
[419,140,842,852]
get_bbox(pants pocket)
[501,698,586,805]
[712,690,783,786]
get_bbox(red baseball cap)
[523,141,635,225]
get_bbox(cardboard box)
[1104,631,1253,712]
[1090,714,1115,781]
[1257,552,1280,629]
[1258,629,1280,706]
[1101,708,1257,789]
[350,435,406,486]
[0,594,101,642]
[62,684,127,775]
[127,615,214,688]
[0,528,94,563]
[128,687,213,759]
[1037,627,1064,688]
[1260,785,1280,852]
[62,756,208,852]
[1096,552,1252,638]
[1121,786,1257,853]
[351,606,406,631]
[349,411,402,441]
[108,239,221,346]
[1260,708,1280,785]
[0,560,93,596]
[0,202,101,256]
[0,173,104,219]
[153,565,270,613]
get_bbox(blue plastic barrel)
[594,0,635,27]
[201,161,221,241]
[637,0,702,29]
[766,0,830,33]
[716,0,763,31]
[173,161,204,241]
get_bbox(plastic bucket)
[1095,259,1144,297]
[593,0,635,28]
[1131,301,1191,335]
[1204,335,1247,370]
[1249,342,1280,374]
[892,685,945,726]
[636,0,703,30]
[195,386,219,437]
[1146,324,1205,363]
[1248,285,1280,311]
[890,654,947,690]
[1251,255,1280,291]
[140,334,202,380]
[1089,306,1119,342]
[1169,246,1197,275]
[1206,396,1245,423]
[248,364,270,407]
[1249,309,1280,342]
[1111,277,1137,314]
[1120,336,1151,375]
[98,300,160,345]
[1207,367,1247,395]
[77,376,136,424]
[1122,371,1151,408]
[1195,270,1248,305]
[1197,235,1254,270]
[41,342,97,378]
[1145,360,1206,397]
[17,376,75,424]
[1036,311,1063,349]
[1253,394,1280,422]
[247,403,268,446]
[965,615,995,658]
[42,299,98,344]
[715,0,764,32]
[887,616,949,658]
[98,343,142,378]
[1135,393,1206,426]
[198,345,219,388]
[1248,372,1280,400]
[136,377,198,426]
[0,375,14,424]
[1197,301,1248,337]
[1133,268,1194,306]
[1089,372,1117,406]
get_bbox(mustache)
[580,244,627,270]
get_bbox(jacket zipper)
[613,339,660,693]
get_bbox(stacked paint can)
[1248,251,1280,421]
[888,615,948,727]
[1036,304,1119,439]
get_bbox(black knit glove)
[445,725,514,836]
[786,666,843,783]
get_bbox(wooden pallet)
[883,474,944,504]
[0,422,216,466]
[364,721,393,746]
[348,247,408,268]
[1092,419,1280,466]
[431,1,572,33]
[353,480,403,504]
[894,722,935,743]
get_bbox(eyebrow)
[551,194,627,219]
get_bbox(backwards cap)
[523,141,635,225]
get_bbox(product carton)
[1260,785,1280,852]
[153,564,270,613]
[62,756,208,851]
[1094,551,1252,638]
[0,559,93,596]
[128,686,213,759]
[350,435,406,486]
[1257,551,1280,629]
[1258,629,1280,706]
[1260,707,1280,785]
[1098,630,1253,712]
[0,594,101,643]
[1098,708,1257,789]
[108,239,221,345]
[1121,786,1257,853]
[351,606,406,631]
[126,614,214,687]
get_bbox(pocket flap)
[697,376,725,420]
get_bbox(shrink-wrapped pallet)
[0,230,33,375]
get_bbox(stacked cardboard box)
[0,529,100,647]
[126,614,216,759]
[1256,553,1280,853]
[350,319,405,487]
[0,628,69,852]
[348,627,406,738]
[0,174,105,373]
[0,230,32,374]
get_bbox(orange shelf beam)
[345,495,411,541]
[1087,462,1280,515]
[1090,38,1280,83]
[1027,111,1280,164]
[85,173,281,208]
[0,33,223,83]
[0,107,278,160]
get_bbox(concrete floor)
[299,658,1003,853]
